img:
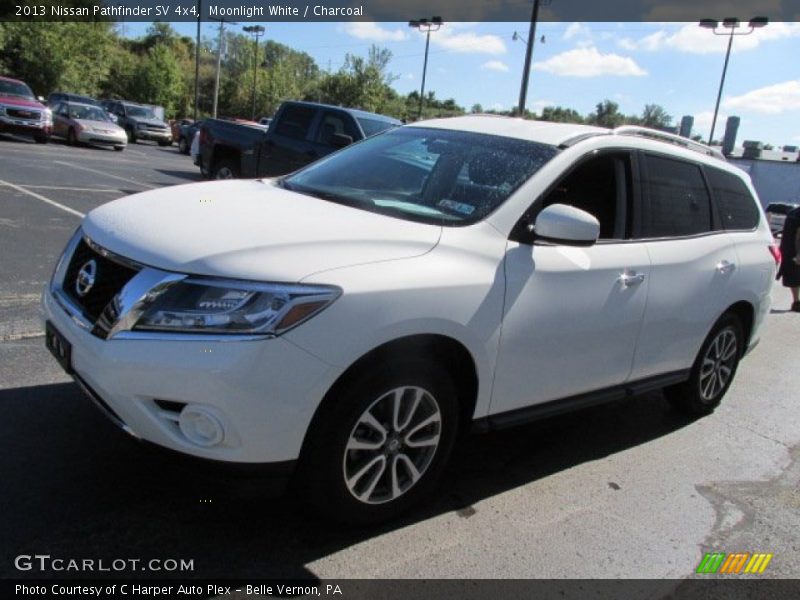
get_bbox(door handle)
[619,271,645,287]
[716,260,736,275]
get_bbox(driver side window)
[538,153,633,240]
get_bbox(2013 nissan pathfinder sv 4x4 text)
[42,117,779,523]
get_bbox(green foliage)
[640,104,672,129]
[130,44,185,116]
[539,106,585,124]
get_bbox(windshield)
[0,80,35,100]
[283,127,559,225]
[69,105,113,122]
[357,117,397,137]
[126,105,156,119]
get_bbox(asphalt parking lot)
[0,133,798,584]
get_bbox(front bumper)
[135,128,171,142]
[41,288,342,464]
[77,129,126,147]
[0,116,51,137]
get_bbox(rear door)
[630,153,737,380]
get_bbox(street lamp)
[408,16,443,120]
[699,16,768,145]
[243,25,265,121]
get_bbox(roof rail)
[613,125,726,160]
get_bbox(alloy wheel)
[343,386,441,505]
[699,327,738,402]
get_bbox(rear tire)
[212,159,239,180]
[126,127,136,143]
[665,313,743,416]
[158,140,170,147]
[295,358,460,524]
[113,146,124,152]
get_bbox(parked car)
[177,119,204,155]
[101,100,172,145]
[43,118,777,524]
[766,202,799,235]
[171,118,193,145]
[47,92,103,109]
[51,101,127,151]
[198,100,401,179]
[0,76,52,143]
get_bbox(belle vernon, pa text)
[42,4,364,18]
[16,584,344,596]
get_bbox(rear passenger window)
[644,155,711,238]
[706,168,760,231]
[275,106,316,140]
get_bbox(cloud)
[481,60,509,72]
[723,80,800,114]
[426,26,506,55]
[533,47,647,77]
[618,22,800,55]
[341,22,407,42]
[563,23,592,41]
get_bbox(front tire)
[126,127,136,143]
[34,135,49,144]
[295,359,460,524]
[67,128,77,146]
[178,137,189,154]
[665,313,743,416]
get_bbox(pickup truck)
[0,76,52,143]
[198,101,401,179]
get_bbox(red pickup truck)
[0,76,52,143]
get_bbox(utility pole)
[193,0,202,120]
[408,17,443,120]
[211,17,236,119]
[517,0,541,117]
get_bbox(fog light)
[178,406,224,447]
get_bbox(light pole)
[211,17,236,119]
[193,0,202,120]
[243,25,265,121]
[408,17,443,120]
[699,16,767,145]
[516,0,542,117]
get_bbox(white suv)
[42,117,778,523]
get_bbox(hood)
[75,118,123,132]
[82,180,442,282]
[135,118,168,128]
[0,95,44,110]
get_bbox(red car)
[0,76,52,143]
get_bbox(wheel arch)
[723,300,754,356]
[299,334,479,458]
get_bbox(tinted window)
[284,126,558,225]
[275,105,316,140]
[706,168,760,230]
[644,155,711,237]
[538,153,632,240]
[357,117,397,137]
[316,112,358,144]
[0,80,35,99]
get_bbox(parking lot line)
[0,178,84,218]
[21,185,121,193]
[53,160,159,189]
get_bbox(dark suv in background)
[101,100,172,145]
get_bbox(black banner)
[3,0,800,23]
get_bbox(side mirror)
[532,203,600,247]
[37,96,45,103]
[330,133,353,148]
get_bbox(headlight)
[133,278,340,335]
[42,108,52,124]
[0,105,6,116]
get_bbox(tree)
[588,100,624,128]
[130,44,185,116]
[640,104,672,129]
[470,103,483,113]
[539,106,584,124]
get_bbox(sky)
[123,21,799,148]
